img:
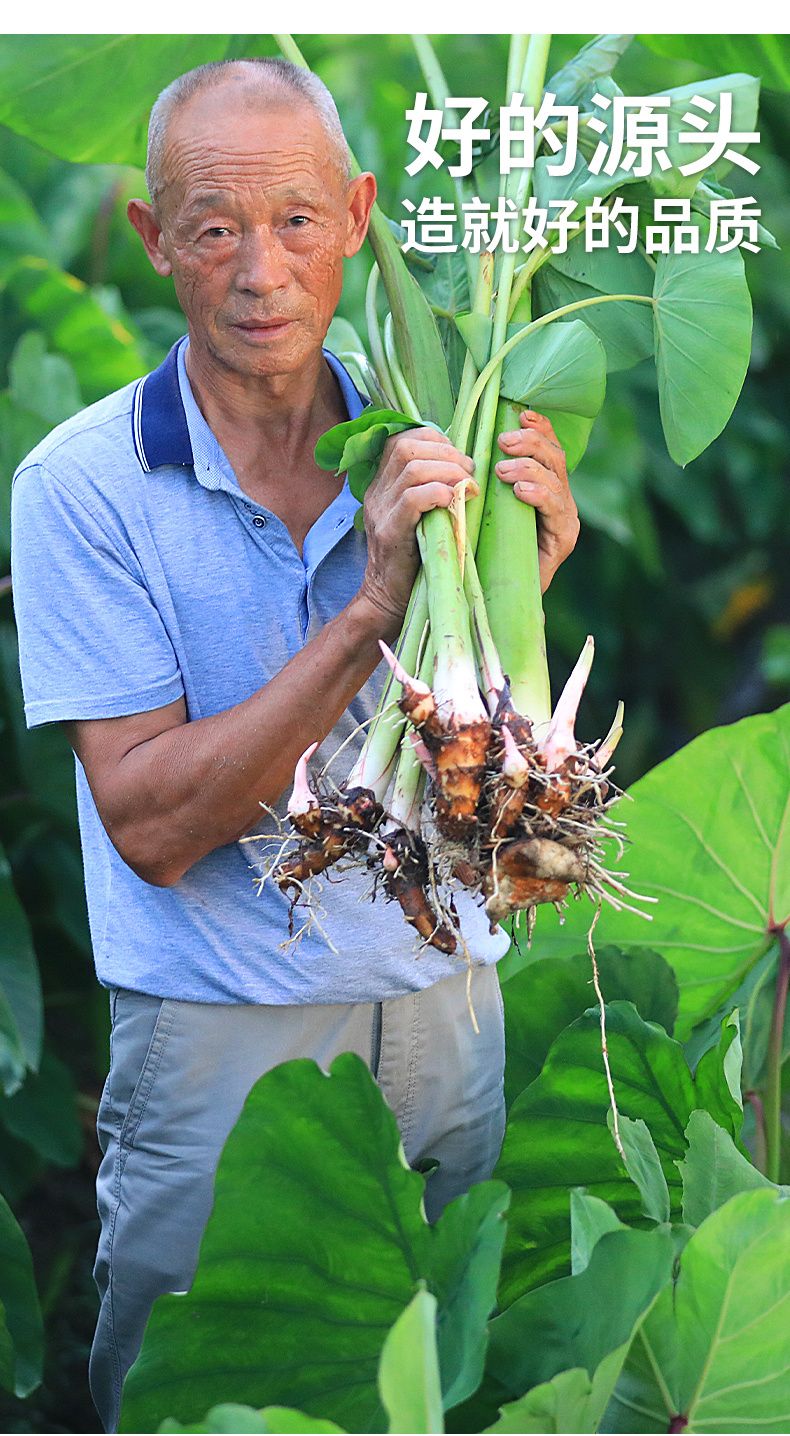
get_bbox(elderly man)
[11,57,579,1432]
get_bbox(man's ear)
[127,199,173,278]
[344,172,377,258]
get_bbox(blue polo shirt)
[10,338,507,1004]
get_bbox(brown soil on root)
[482,836,588,925]
[383,829,457,953]
[277,786,383,896]
[430,718,492,841]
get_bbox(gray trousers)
[90,963,506,1433]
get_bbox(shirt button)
[252,514,267,528]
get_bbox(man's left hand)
[494,410,580,593]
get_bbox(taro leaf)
[616,1115,670,1223]
[679,1110,790,1228]
[366,209,455,429]
[535,73,760,211]
[524,705,790,1041]
[0,842,41,1087]
[0,166,55,280]
[0,1047,83,1167]
[691,176,778,251]
[486,1227,674,1434]
[545,412,597,476]
[314,407,418,505]
[532,240,654,373]
[257,1417,344,1435]
[501,945,678,1105]
[0,1191,43,1397]
[405,248,471,394]
[495,1002,742,1305]
[0,36,234,167]
[378,1289,444,1435]
[694,1010,743,1118]
[4,257,151,402]
[8,331,83,427]
[606,1189,790,1432]
[0,1312,13,1400]
[121,1054,508,1434]
[454,317,606,472]
[585,74,761,199]
[570,1190,624,1274]
[454,316,607,419]
[640,35,790,92]
[652,219,752,465]
[500,321,607,420]
[454,313,493,372]
[324,317,374,400]
[484,1369,597,1434]
[160,1406,345,1433]
[546,34,633,106]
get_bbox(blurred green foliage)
[0,32,787,1434]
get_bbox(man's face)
[133,82,374,379]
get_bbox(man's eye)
[288,215,311,227]
[204,227,232,239]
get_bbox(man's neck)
[184,334,345,478]
[183,333,349,551]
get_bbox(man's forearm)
[108,593,397,885]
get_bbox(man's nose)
[234,228,291,296]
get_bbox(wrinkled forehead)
[159,86,346,210]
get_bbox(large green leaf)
[0,843,41,1086]
[546,34,633,106]
[527,705,790,1041]
[495,1002,741,1304]
[0,36,238,167]
[617,1115,671,1224]
[653,220,753,464]
[378,1288,443,1434]
[314,407,417,505]
[158,1291,444,1436]
[121,1054,508,1434]
[366,209,455,429]
[160,1405,345,1433]
[640,35,790,92]
[502,946,679,1105]
[535,73,760,211]
[0,1190,43,1397]
[456,317,606,422]
[455,316,606,472]
[500,320,607,420]
[0,166,54,280]
[0,1047,83,1167]
[569,1190,624,1274]
[533,241,654,373]
[485,1227,674,1434]
[4,257,151,402]
[8,330,83,426]
[679,1110,789,1227]
[606,1189,790,1432]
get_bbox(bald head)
[145,58,350,205]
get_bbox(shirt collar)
[131,337,370,474]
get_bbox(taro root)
[382,828,457,954]
[276,744,383,897]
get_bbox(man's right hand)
[358,427,476,627]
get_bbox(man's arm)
[66,428,475,887]
[64,413,580,890]
[67,592,392,887]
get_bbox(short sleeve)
[11,463,185,729]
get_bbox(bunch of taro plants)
[264,32,759,970]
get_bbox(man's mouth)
[232,318,295,339]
